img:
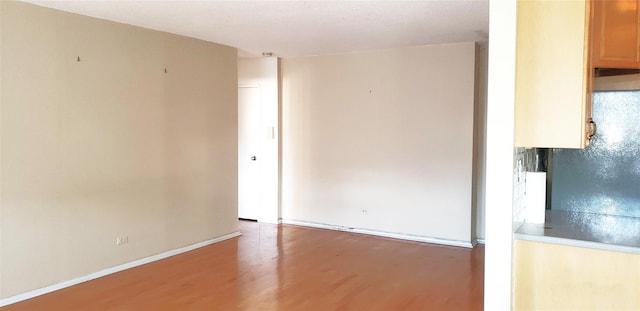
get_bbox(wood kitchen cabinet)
[592,0,640,69]
[514,0,594,148]
[513,240,640,310]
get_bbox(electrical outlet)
[361,208,368,215]
[116,236,129,246]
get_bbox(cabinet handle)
[587,118,597,139]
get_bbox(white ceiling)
[22,0,489,58]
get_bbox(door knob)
[251,156,257,161]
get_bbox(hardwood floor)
[1,221,484,310]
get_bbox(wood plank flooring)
[1,221,484,310]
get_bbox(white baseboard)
[257,217,280,225]
[476,238,486,245]
[0,231,242,307]
[281,219,473,248]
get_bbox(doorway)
[238,86,261,220]
[237,57,279,224]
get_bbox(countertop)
[514,210,640,254]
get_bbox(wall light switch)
[265,127,275,139]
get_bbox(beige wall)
[0,0,3,295]
[0,1,238,298]
[474,43,489,241]
[281,43,477,243]
[237,58,279,223]
[514,240,640,310]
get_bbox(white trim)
[281,219,473,248]
[476,238,486,245]
[0,231,241,307]
[257,218,280,225]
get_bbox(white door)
[238,86,261,220]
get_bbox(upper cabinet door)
[592,0,640,69]
[515,0,593,149]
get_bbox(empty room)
[0,1,487,309]
[8,0,613,310]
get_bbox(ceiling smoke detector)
[262,52,274,57]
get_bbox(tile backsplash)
[513,147,537,230]
[551,91,640,218]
